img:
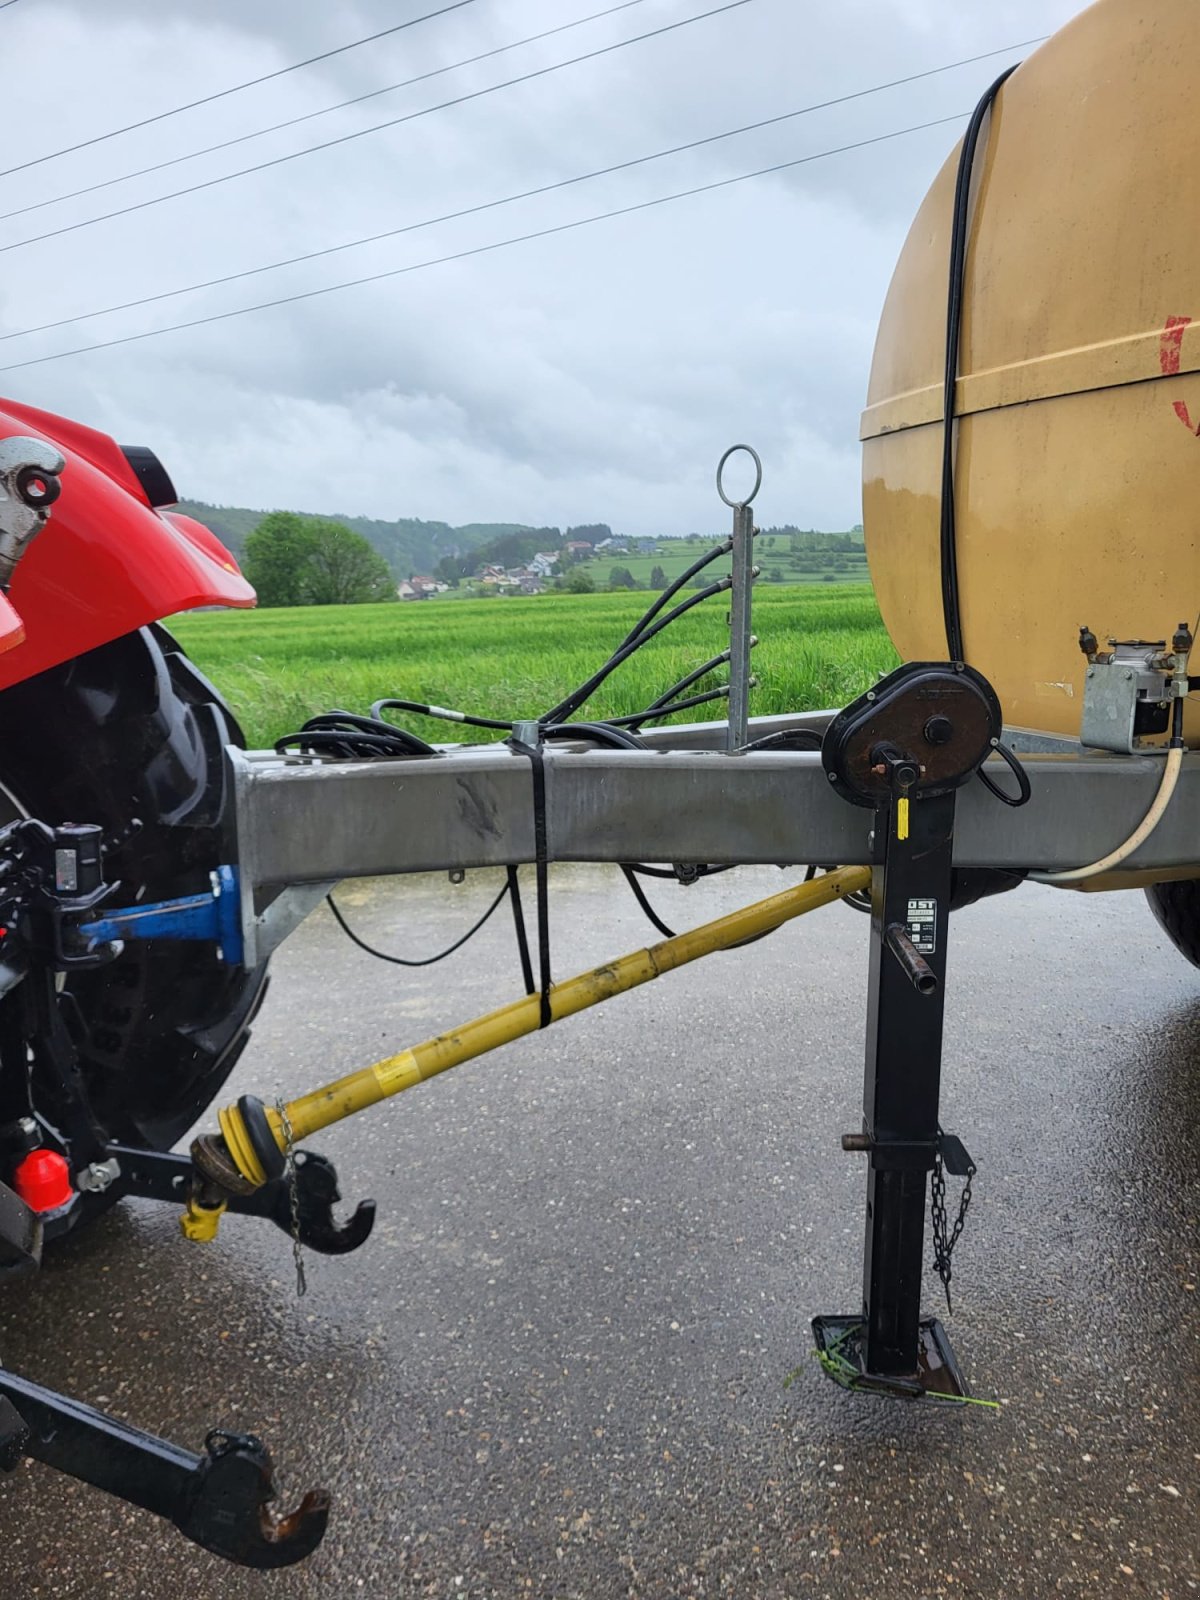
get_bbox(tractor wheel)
[1144,880,1200,969]
[0,624,268,1184]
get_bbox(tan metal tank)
[862,0,1200,744]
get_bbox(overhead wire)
[0,39,1045,346]
[0,0,482,182]
[0,0,657,227]
[0,0,758,258]
[0,112,969,374]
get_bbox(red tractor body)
[0,398,254,685]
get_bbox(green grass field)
[169,583,898,750]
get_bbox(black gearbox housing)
[822,661,1003,808]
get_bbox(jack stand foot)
[811,1315,969,1402]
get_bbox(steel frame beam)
[228,716,1200,966]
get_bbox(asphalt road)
[0,866,1196,1599]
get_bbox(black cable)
[1,1,656,231]
[975,739,1031,806]
[326,876,509,967]
[0,1,482,182]
[621,864,677,938]
[0,113,970,375]
[940,63,1018,663]
[508,729,553,1027]
[541,578,733,726]
[0,0,756,259]
[507,865,536,996]
[742,727,824,751]
[275,710,437,759]
[619,861,779,947]
[624,861,735,880]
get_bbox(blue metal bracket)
[78,865,244,966]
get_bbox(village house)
[396,574,448,600]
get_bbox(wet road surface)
[0,867,1197,1599]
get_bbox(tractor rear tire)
[0,624,268,1165]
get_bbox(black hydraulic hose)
[975,738,1031,807]
[609,684,730,728]
[540,577,732,726]
[940,62,1018,664]
[542,720,646,750]
[616,539,732,652]
[276,709,437,758]
[372,696,513,732]
[642,647,731,709]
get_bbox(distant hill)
[177,500,561,578]
[176,501,865,582]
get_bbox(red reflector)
[12,1149,73,1212]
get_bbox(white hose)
[1029,744,1184,884]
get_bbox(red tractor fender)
[0,398,254,690]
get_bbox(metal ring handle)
[716,443,762,508]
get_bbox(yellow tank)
[862,0,1200,743]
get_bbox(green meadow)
[170,583,898,750]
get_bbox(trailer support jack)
[812,661,1003,1402]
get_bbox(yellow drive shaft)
[217,864,871,1187]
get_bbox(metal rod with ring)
[716,444,762,751]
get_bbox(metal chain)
[930,1130,974,1315]
[275,1099,307,1298]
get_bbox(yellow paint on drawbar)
[896,797,910,841]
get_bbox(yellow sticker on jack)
[896,796,910,841]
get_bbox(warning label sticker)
[906,898,937,955]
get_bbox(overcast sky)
[0,0,1086,535]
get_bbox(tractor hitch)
[105,1141,377,1255]
[0,1368,328,1568]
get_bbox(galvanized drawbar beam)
[229,718,1200,964]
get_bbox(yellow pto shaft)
[216,864,871,1188]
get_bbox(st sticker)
[906,898,936,955]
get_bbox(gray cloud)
[0,0,1084,536]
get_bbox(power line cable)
[0,111,969,374]
[0,0,757,258]
[0,39,1040,344]
[0,0,657,226]
[0,0,481,182]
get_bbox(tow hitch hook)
[0,1370,328,1568]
